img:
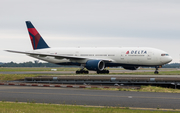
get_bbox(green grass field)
[0,74,38,81]
[115,70,180,75]
[0,67,79,72]
[0,70,180,81]
[0,67,180,75]
[88,86,180,93]
[0,102,179,113]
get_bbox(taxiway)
[0,85,180,109]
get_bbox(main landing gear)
[154,66,159,74]
[76,69,89,74]
[97,70,109,74]
[76,69,110,74]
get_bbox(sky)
[0,0,180,63]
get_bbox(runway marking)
[0,91,180,100]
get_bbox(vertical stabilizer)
[26,21,49,50]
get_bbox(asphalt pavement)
[0,85,180,109]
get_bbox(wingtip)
[4,50,10,52]
[4,50,15,53]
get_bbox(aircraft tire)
[86,71,89,74]
[106,70,109,74]
[97,70,109,74]
[76,71,80,74]
[76,70,89,74]
[154,71,159,74]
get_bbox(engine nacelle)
[122,66,139,70]
[86,60,105,71]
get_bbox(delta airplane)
[6,21,172,74]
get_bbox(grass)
[119,86,180,93]
[87,86,180,93]
[139,86,180,93]
[124,71,180,75]
[0,102,179,113]
[0,67,79,72]
[0,69,179,81]
[0,67,180,75]
[0,74,39,81]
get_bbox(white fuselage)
[28,47,172,67]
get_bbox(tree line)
[0,61,60,67]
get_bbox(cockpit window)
[161,54,169,56]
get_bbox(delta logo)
[126,50,147,54]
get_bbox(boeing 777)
[6,21,172,74]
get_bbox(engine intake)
[86,60,105,71]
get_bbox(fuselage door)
[147,52,152,60]
[120,52,127,63]
[120,52,124,60]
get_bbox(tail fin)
[26,21,49,50]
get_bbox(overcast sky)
[0,0,180,63]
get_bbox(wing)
[5,50,113,63]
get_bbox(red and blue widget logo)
[28,28,41,49]
[26,21,49,50]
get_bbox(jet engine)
[122,66,139,70]
[86,60,105,71]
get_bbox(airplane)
[6,21,172,74]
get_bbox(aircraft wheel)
[97,71,100,74]
[103,70,109,74]
[97,70,109,74]
[106,70,109,74]
[76,70,89,74]
[83,71,89,74]
[85,71,89,74]
[76,70,82,74]
[76,71,80,74]
[154,71,159,74]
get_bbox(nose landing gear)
[154,66,161,74]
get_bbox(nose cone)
[165,56,172,64]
